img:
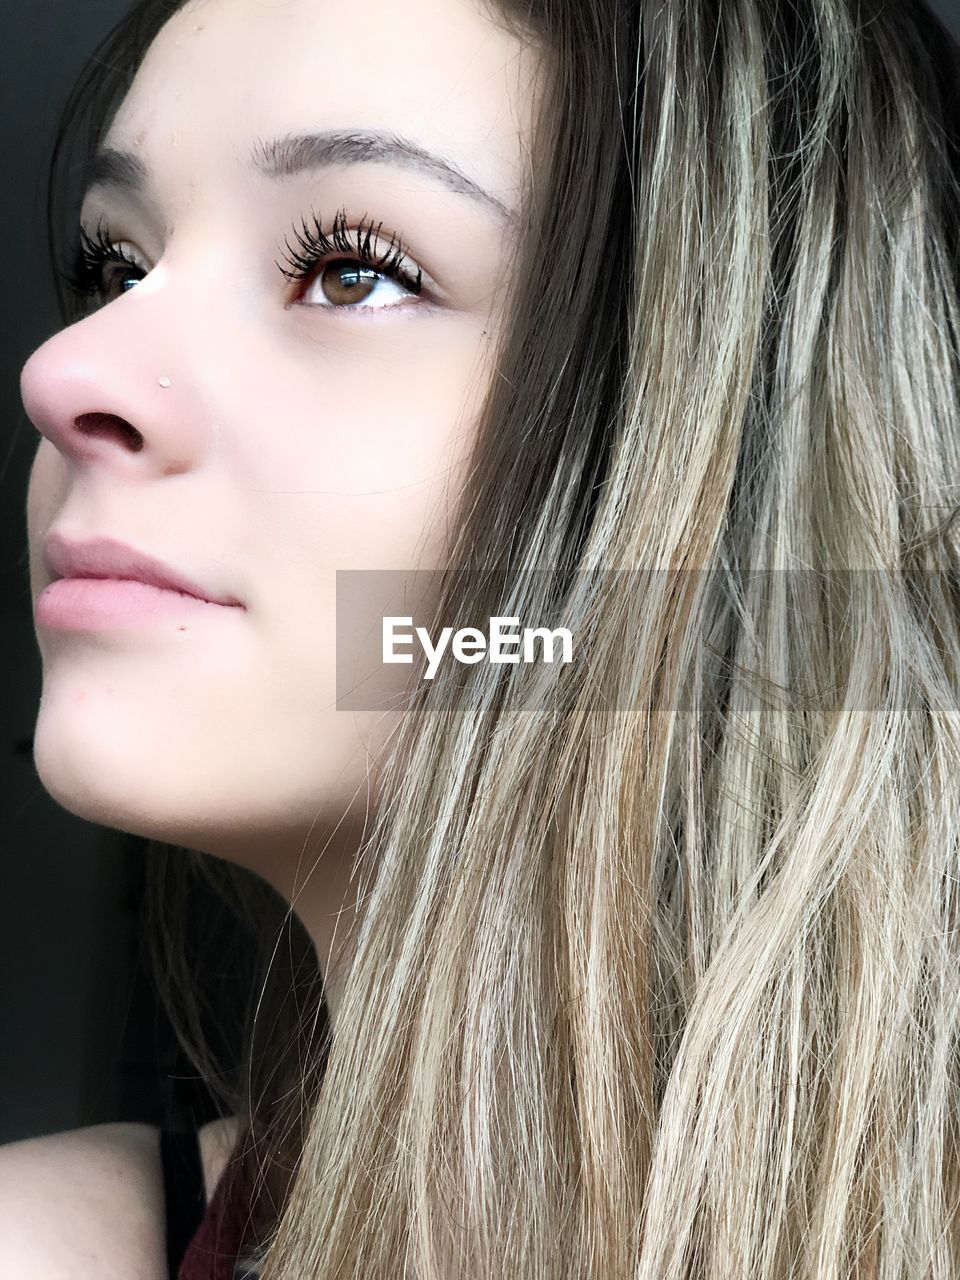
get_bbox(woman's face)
[20,0,541,879]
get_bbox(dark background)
[3,0,960,1145]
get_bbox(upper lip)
[41,531,244,607]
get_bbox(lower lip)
[34,578,242,630]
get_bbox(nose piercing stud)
[157,376,172,388]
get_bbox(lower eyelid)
[288,295,436,320]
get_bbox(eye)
[298,259,413,310]
[58,216,150,306]
[58,207,432,315]
[276,207,427,313]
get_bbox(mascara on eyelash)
[276,206,423,295]
[56,205,425,302]
[56,216,141,298]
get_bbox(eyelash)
[59,219,144,301]
[278,206,423,299]
[59,206,425,309]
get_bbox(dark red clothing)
[162,1123,259,1280]
[176,1154,252,1280]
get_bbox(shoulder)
[0,1115,240,1279]
[0,1121,164,1278]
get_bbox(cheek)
[235,323,492,566]
[240,316,491,495]
[227,333,492,721]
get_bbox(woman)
[6,0,960,1273]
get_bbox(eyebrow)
[82,128,518,229]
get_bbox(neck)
[247,814,367,1038]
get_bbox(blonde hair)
[48,0,960,1274]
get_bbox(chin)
[32,705,193,843]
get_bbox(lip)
[40,531,244,607]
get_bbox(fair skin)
[20,0,541,1027]
[6,0,543,1270]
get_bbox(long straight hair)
[45,0,960,1274]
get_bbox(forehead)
[102,0,542,208]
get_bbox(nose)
[19,311,197,478]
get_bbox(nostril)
[74,411,145,452]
